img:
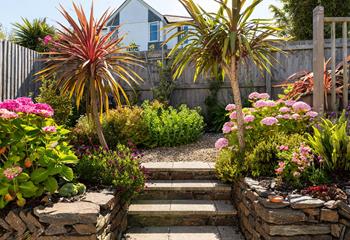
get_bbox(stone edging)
[233,177,350,240]
[0,190,128,240]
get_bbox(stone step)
[138,180,231,200]
[125,226,244,240]
[142,162,216,180]
[128,200,237,227]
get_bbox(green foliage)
[152,60,176,103]
[74,106,149,148]
[58,182,86,198]
[307,112,350,173]
[0,23,6,40]
[215,148,246,182]
[245,134,306,178]
[36,78,74,126]
[280,0,350,40]
[269,4,292,38]
[75,145,145,200]
[12,18,55,51]
[0,106,78,209]
[142,101,205,147]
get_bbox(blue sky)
[0,0,282,34]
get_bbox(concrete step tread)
[125,226,244,240]
[145,180,231,191]
[142,162,215,172]
[128,200,237,215]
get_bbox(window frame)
[149,21,160,42]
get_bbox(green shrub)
[142,101,205,147]
[215,148,246,182]
[73,106,149,148]
[245,134,306,178]
[75,145,145,200]
[36,78,74,126]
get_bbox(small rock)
[244,177,260,189]
[290,197,324,209]
[73,224,96,235]
[82,192,115,209]
[324,200,337,209]
[45,224,67,236]
[320,209,339,222]
[5,211,26,236]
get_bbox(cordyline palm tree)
[37,3,142,149]
[164,0,284,150]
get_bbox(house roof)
[107,0,192,25]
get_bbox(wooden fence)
[0,40,42,101]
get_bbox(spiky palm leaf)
[12,18,55,51]
[164,0,284,150]
[37,3,143,148]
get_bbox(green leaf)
[44,177,58,193]
[60,165,74,181]
[59,154,79,164]
[47,165,63,176]
[31,168,49,183]
[19,181,38,198]
[17,173,30,182]
[21,124,37,131]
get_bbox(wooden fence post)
[313,6,325,113]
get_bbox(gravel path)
[141,133,221,162]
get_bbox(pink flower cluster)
[249,92,270,100]
[42,126,57,133]
[222,122,234,134]
[3,166,23,180]
[43,35,52,45]
[261,117,278,126]
[254,100,276,108]
[0,97,54,118]
[215,138,229,150]
[225,104,236,112]
[292,101,312,113]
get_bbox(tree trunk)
[225,58,245,150]
[90,80,109,150]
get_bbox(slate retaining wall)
[0,190,128,240]
[233,178,350,240]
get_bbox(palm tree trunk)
[225,58,245,150]
[90,80,109,150]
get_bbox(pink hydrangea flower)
[276,114,283,119]
[261,117,278,126]
[222,122,234,134]
[281,114,291,120]
[292,101,311,112]
[215,138,229,150]
[292,113,300,120]
[244,115,255,123]
[43,35,52,45]
[0,99,20,111]
[265,100,277,107]
[0,98,54,118]
[248,92,260,100]
[3,166,22,180]
[0,110,18,119]
[279,107,290,113]
[306,111,318,118]
[284,100,296,106]
[254,100,268,108]
[258,93,270,99]
[275,162,285,174]
[225,104,236,112]
[229,111,237,119]
[42,126,57,133]
[279,145,289,151]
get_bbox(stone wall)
[233,178,350,240]
[0,190,128,240]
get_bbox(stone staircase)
[124,162,244,240]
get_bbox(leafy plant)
[307,112,350,173]
[36,77,74,126]
[165,0,284,150]
[58,183,86,197]
[0,97,78,209]
[0,23,6,40]
[215,148,246,182]
[152,60,176,103]
[73,106,149,148]
[12,18,55,51]
[75,144,145,200]
[37,3,142,149]
[142,101,205,147]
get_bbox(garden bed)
[233,177,350,239]
[141,133,220,162]
[0,190,128,240]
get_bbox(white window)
[149,22,160,42]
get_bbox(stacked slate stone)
[233,177,350,240]
[0,191,128,240]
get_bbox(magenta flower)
[42,126,57,133]
[222,122,234,134]
[275,162,285,174]
[3,166,22,180]
[215,138,229,150]
[0,99,20,111]
[292,101,311,112]
[229,111,237,119]
[225,104,236,112]
[278,145,289,151]
[279,107,290,113]
[261,117,278,126]
[43,35,52,45]
[306,111,318,118]
[0,98,54,118]
[244,115,255,123]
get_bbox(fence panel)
[0,40,42,101]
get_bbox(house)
[104,0,191,51]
